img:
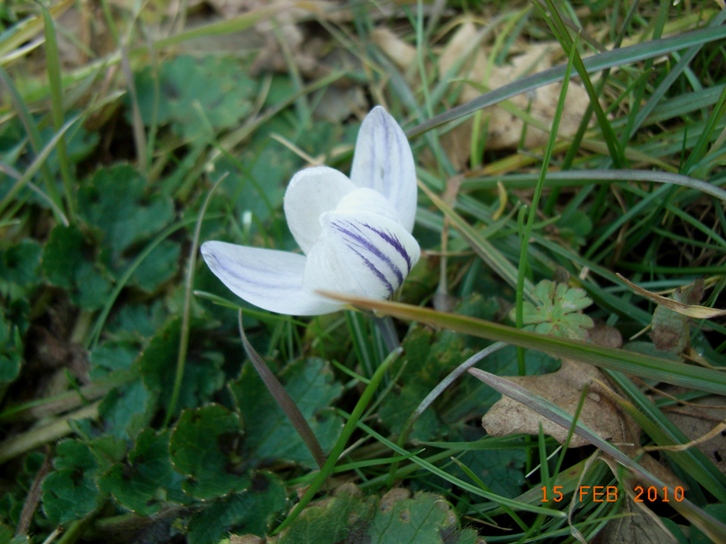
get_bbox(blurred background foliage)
[0,0,725,542]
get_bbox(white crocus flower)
[201,106,420,315]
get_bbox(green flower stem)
[272,346,403,536]
[514,32,577,378]
[164,176,225,428]
[373,315,400,352]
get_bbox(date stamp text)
[541,485,685,503]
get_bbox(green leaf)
[41,224,85,289]
[275,484,479,544]
[689,504,726,543]
[89,341,138,379]
[107,300,167,341]
[369,491,479,544]
[38,119,99,174]
[98,379,155,440]
[41,440,104,524]
[555,210,592,248]
[77,165,174,259]
[74,259,114,309]
[99,429,187,515]
[187,472,286,544]
[169,404,249,499]
[516,280,594,340]
[129,239,180,292]
[133,55,257,140]
[231,357,344,469]
[41,224,112,310]
[0,311,21,385]
[0,240,42,297]
[276,484,376,543]
[454,446,527,499]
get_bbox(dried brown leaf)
[481,360,628,447]
[618,275,722,319]
[587,324,623,349]
[372,28,417,70]
[435,19,595,169]
[656,390,726,474]
[594,494,678,544]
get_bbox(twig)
[16,447,54,536]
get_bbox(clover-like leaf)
[99,429,188,515]
[133,55,256,140]
[77,165,174,262]
[41,438,123,524]
[187,472,286,544]
[41,225,113,310]
[515,280,594,340]
[273,484,479,544]
[0,240,42,299]
[98,379,155,440]
[169,404,249,500]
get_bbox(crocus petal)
[201,241,343,315]
[283,166,356,254]
[333,187,401,223]
[303,209,420,300]
[349,106,417,233]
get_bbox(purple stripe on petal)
[348,247,394,295]
[361,223,412,272]
[331,220,405,287]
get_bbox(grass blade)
[319,293,726,395]
[41,5,76,222]
[407,25,726,138]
